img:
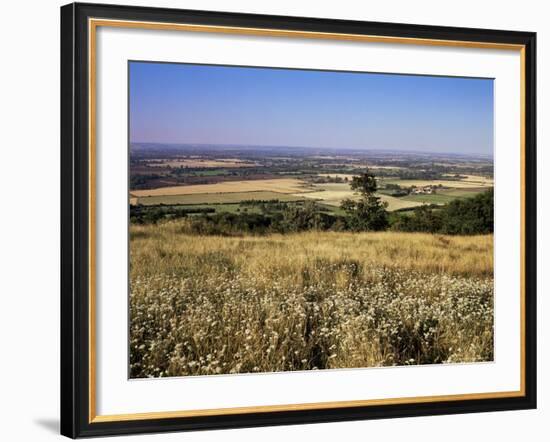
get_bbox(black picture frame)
[61,2,537,438]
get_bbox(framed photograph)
[60,2,536,438]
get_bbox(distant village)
[410,185,436,194]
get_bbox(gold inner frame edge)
[87,17,527,423]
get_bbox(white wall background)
[0,0,546,440]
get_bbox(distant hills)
[129,143,493,161]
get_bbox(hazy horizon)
[130,141,493,158]
[130,62,494,156]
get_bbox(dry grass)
[298,189,355,206]
[378,194,425,211]
[131,226,493,278]
[294,183,355,207]
[130,222,493,378]
[132,178,312,197]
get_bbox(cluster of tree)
[371,168,447,180]
[384,183,402,190]
[382,183,408,197]
[277,201,341,232]
[130,205,214,224]
[391,189,493,234]
[339,173,389,231]
[172,167,222,175]
[239,199,285,206]
[180,202,344,236]
[370,161,493,180]
[130,173,162,190]
[308,175,349,184]
[184,213,275,236]
[248,201,293,214]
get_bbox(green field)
[136,191,306,206]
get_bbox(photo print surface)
[128,61,494,379]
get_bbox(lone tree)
[340,169,389,231]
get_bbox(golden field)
[131,178,312,197]
[130,221,494,378]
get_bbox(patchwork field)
[131,175,492,211]
[131,178,312,198]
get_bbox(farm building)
[411,186,435,194]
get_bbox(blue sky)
[129,61,493,155]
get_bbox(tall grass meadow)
[130,220,493,378]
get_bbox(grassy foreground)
[130,220,494,378]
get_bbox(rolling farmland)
[130,172,492,212]
[130,147,493,215]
